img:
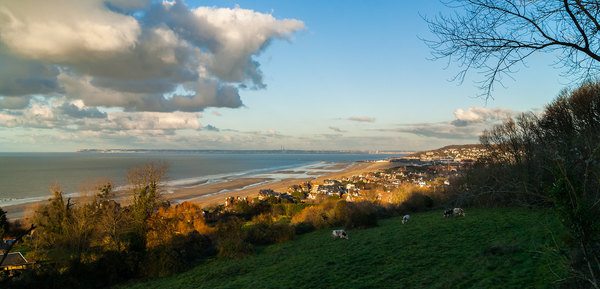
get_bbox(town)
[222,145,487,209]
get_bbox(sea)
[0,151,403,207]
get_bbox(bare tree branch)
[425,0,600,99]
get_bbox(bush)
[345,201,379,229]
[246,220,295,245]
[215,218,253,258]
[293,222,315,235]
[291,200,337,229]
[292,200,379,230]
[144,231,214,277]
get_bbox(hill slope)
[119,208,566,289]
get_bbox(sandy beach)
[176,160,396,208]
[3,161,396,220]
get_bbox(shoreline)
[3,160,397,220]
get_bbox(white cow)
[444,207,465,217]
[453,207,465,217]
[402,214,410,224]
[332,229,349,239]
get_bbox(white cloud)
[0,0,140,61]
[451,107,514,126]
[0,98,202,134]
[348,116,376,123]
[0,0,304,115]
[192,6,304,86]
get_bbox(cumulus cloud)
[348,116,375,123]
[0,1,140,61]
[0,98,202,135]
[387,107,518,140]
[0,0,304,118]
[451,107,514,127]
[0,52,61,98]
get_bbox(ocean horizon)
[0,151,404,206]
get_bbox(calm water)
[0,151,401,204]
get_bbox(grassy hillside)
[118,208,567,289]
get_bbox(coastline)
[169,160,396,208]
[3,160,396,220]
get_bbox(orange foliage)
[146,202,213,248]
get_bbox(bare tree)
[425,0,600,98]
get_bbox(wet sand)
[4,161,397,220]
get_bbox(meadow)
[118,208,567,289]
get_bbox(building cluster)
[220,154,477,207]
[278,160,466,203]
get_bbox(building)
[0,252,32,274]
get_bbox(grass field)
[118,208,568,289]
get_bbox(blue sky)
[0,0,566,152]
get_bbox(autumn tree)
[127,162,168,248]
[426,0,600,98]
[146,202,212,248]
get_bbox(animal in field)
[444,207,465,218]
[332,229,348,239]
[453,207,465,217]
[402,214,410,224]
[443,209,453,218]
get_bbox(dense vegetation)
[117,208,566,289]
[450,82,600,288]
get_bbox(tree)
[462,82,600,288]
[425,0,600,98]
[29,184,80,263]
[539,83,600,288]
[0,207,8,237]
[127,162,168,247]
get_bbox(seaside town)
[220,145,487,209]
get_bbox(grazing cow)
[402,214,410,224]
[443,209,454,218]
[444,208,465,218]
[332,229,349,239]
[453,207,465,217]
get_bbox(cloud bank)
[0,0,304,133]
[387,107,517,140]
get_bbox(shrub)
[345,201,379,229]
[293,222,315,235]
[291,200,337,229]
[215,218,253,258]
[292,200,379,230]
[246,221,295,245]
[144,231,214,277]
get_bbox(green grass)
[118,208,567,289]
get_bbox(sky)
[0,0,568,152]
